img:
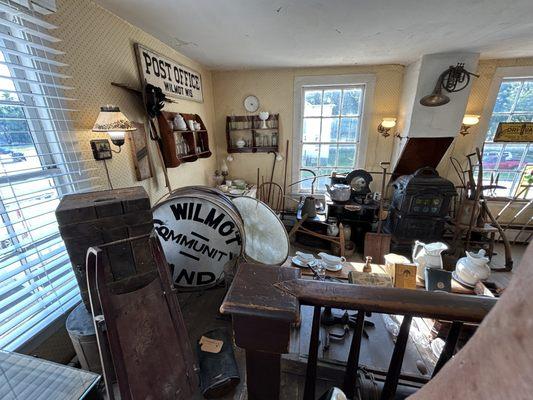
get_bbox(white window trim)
[473,66,533,201]
[292,74,375,195]
[474,66,533,151]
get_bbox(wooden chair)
[288,213,346,257]
[258,181,284,214]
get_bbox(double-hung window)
[293,75,374,193]
[482,77,533,198]
[0,0,94,351]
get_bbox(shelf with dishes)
[226,113,279,153]
[157,111,212,167]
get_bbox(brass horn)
[420,70,450,107]
[420,63,479,107]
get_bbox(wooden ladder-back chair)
[258,181,284,214]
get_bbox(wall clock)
[243,95,260,112]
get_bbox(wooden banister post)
[220,263,300,400]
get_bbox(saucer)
[324,263,343,272]
[451,271,475,289]
[291,257,312,268]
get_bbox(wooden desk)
[220,263,300,400]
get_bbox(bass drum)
[153,187,244,289]
[231,196,289,265]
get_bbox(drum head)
[153,189,244,289]
[231,196,289,265]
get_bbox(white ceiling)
[94,0,533,69]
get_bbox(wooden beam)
[274,279,496,323]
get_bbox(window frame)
[0,6,83,351]
[475,66,533,200]
[292,74,375,195]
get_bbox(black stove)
[385,167,456,243]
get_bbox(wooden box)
[384,254,417,289]
[56,187,155,309]
[348,271,393,287]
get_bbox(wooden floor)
[178,287,248,400]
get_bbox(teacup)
[294,251,315,264]
[318,252,346,268]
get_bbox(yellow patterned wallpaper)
[212,65,404,192]
[47,0,219,204]
[213,58,533,195]
[47,0,533,205]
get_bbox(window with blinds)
[0,0,93,351]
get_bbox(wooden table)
[283,257,477,294]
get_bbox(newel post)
[220,263,300,400]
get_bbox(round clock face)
[244,95,259,112]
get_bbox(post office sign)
[135,43,203,102]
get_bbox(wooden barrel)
[153,186,245,289]
[66,303,102,373]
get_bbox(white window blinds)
[0,0,95,351]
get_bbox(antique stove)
[385,167,456,244]
[326,169,379,249]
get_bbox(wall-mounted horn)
[420,63,479,107]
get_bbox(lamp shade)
[462,115,480,126]
[92,105,136,132]
[381,118,397,129]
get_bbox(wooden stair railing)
[274,279,497,400]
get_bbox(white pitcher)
[412,240,448,281]
[455,249,490,287]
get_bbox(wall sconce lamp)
[378,118,397,137]
[460,114,480,136]
[92,105,136,152]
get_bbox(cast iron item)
[344,169,372,199]
[197,328,240,398]
[385,167,456,244]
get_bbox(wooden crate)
[56,187,155,309]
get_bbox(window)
[293,75,374,193]
[0,0,93,351]
[482,77,533,198]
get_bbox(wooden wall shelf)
[157,111,212,168]
[226,114,279,153]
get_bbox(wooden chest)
[56,187,155,309]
